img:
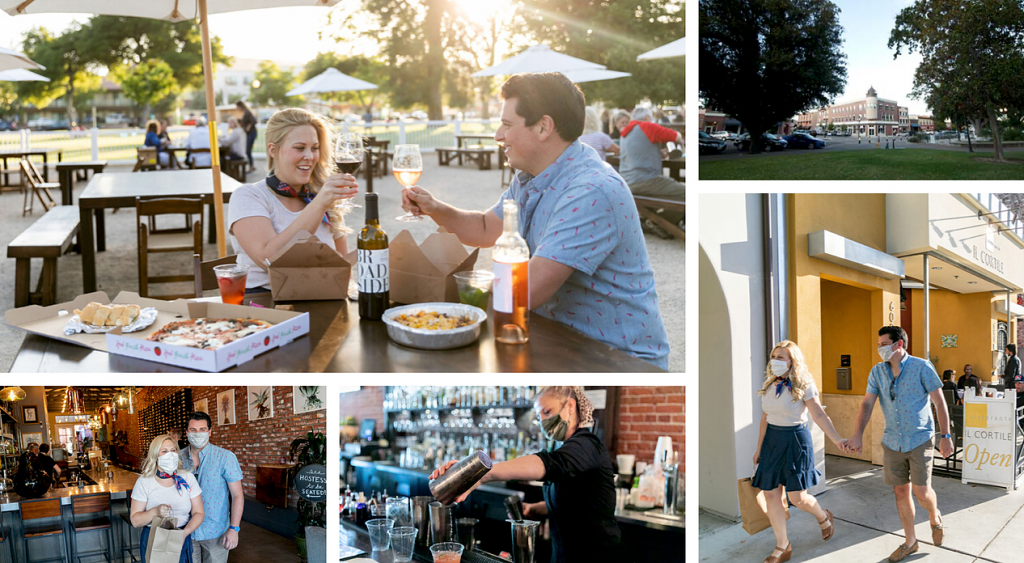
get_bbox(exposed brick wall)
[616,387,685,472]
[339,387,385,438]
[116,386,325,506]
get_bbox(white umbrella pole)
[199,0,227,258]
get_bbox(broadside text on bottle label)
[358,249,389,293]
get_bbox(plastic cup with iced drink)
[454,271,495,310]
[213,264,248,305]
[430,542,465,563]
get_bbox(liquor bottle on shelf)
[493,199,530,344]
[357,193,389,321]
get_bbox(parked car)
[0,119,16,131]
[784,132,827,149]
[699,131,728,154]
[734,132,788,152]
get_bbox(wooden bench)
[222,158,247,183]
[437,146,496,170]
[7,206,81,307]
[635,196,685,241]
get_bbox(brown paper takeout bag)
[737,475,789,536]
[145,516,186,563]
[268,230,356,301]
[389,229,479,304]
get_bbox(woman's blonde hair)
[141,434,186,478]
[583,107,601,135]
[536,386,595,428]
[264,108,334,190]
[757,340,814,402]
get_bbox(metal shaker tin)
[429,450,493,505]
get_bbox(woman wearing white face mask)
[753,341,847,563]
[430,386,621,563]
[131,435,204,563]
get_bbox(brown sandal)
[818,509,834,541]
[763,543,792,563]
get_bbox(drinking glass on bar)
[213,264,248,305]
[394,144,424,221]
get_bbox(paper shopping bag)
[146,516,186,563]
[737,476,790,535]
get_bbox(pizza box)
[390,229,479,304]
[5,291,309,372]
[268,230,356,301]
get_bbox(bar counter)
[0,465,138,511]
[341,518,509,562]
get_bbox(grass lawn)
[700,148,1024,180]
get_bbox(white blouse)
[761,381,818,426]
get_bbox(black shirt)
[942,380,957,391]
[957,375,967,390]
[37,454,57,476]
[1007,354,1021,383]
[534,428,621,563]
[241,110,257,133]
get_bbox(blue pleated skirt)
[752,423,820,492]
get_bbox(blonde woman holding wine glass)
[393,144,423,221]
[754,340,848,563]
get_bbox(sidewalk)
[700,456,1024,562]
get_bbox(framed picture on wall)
[194,399,209,414]
[217,390,235,426]
[248,386,274,421]
[294,386,327,414]
[22,405,39,423]
[22,432,42,449]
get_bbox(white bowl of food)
[382,303,487,350]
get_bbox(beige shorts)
[882,441,933,487]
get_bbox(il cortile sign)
[961,391,1017,490]
[295,464,327,503]
[958,239,1006,275]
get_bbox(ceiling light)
[0,387,26,402]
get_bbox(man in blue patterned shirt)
[848,326,952,562]
[180,411,244,563]
[401,72,670,369]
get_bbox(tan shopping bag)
[737,474,790,536]
[146,516,186,563]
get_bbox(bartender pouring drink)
[430,386,621,563]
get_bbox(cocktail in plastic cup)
[366,518,395,551]
[213,264,248,305]
[430,542,465,563]
[454,270,495,310]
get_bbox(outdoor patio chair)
[132,147,159,172]
[19,158,59,216]
[136,196,204,299]
[187,148,213,170]
[194,253,239,298]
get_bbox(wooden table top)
[11,298,664,373]
[56,160,108,170]
[0,147,62,157]
[78,170,241,208]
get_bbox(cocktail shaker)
[509,519,540,563]
[428,501,459,544]
[457,517,478,551]
[412,496,433,546]
[504,495,524,521]
[429,450,492,505]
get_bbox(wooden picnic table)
[76,170,242,293]
[9,296,665,373]
[0,147,63,186]
[455,134,496,148]
[56,160,107,206]
[606,155,685,182]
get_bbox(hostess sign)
[961,391,1017,490]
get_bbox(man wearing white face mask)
[180,412,244,563]
[848,326,952,562]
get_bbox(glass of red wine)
[394,144,423,222]
[334,130,363,210]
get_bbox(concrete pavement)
[700,456,1024,563]
[700,135,1024,162]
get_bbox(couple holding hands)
[754,326,954,563]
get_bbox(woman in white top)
[753,341,847,563]
[227,108,358,291]
[131,435,204,563]
[219,117,247,161]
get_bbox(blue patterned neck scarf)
[774,377,792,398]
[157,470,191,496]
[267,174,329,225]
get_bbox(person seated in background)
[965,373,983,399]
[957,363,974,390]
[401,72,670,370]
[184,116,212,168]
[618,106,685,233]
[157,119,183,169]
[578,107,619,162]
[37,443,61,483]
[609,110,630,140]
[220,117,247,162]
[144,120,171,169]
[941,370,958,392]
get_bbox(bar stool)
[0,510,13,563]
[117,490,140,562]
[69,492,113,563]
[19,497,69,563]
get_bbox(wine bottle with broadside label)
[493,198,529,344]
[358,193,389,320]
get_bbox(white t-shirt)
[131,472,202,529]
[761,381,819,426]
[184,128,212,167]
[227,180,339,289]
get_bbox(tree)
[18,25,103,125]
[515,0,685,108]
[889,0,1024,163]
[700,0,847,153]
[250,61,300,108]
[114,59,179,120]
[301,52,389,114]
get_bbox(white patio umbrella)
[637,38,686,61]
[560,68,631,84]
[2,0,341,258]
[0,45,45,71]
[287,67,378,96]
[0,68,50,81]
[472,44,605,77]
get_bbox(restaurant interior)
[339,386,685,562]
[0,384,327,563]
